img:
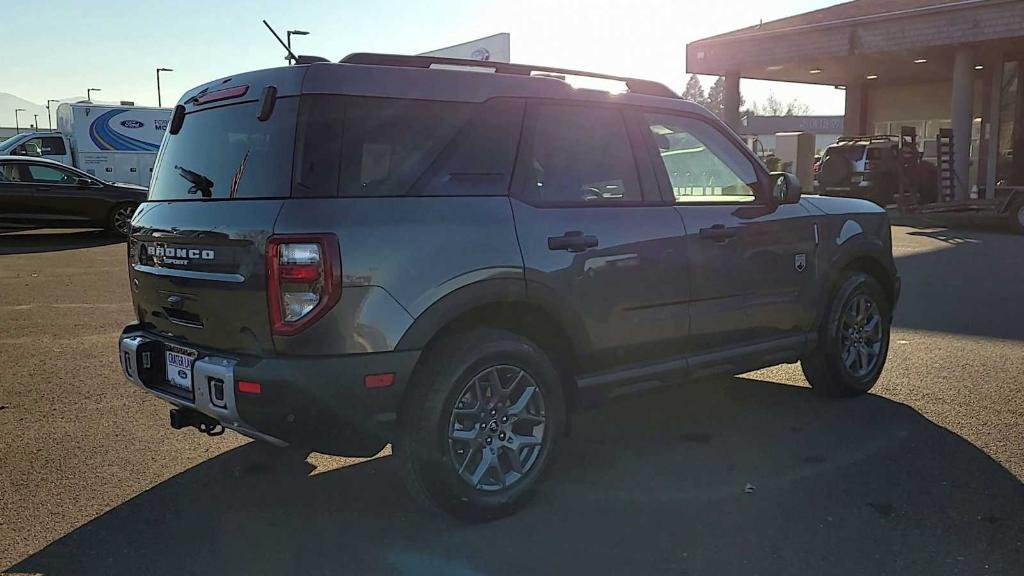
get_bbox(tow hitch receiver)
[169,408,224,436]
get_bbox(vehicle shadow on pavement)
[9,376,1023,575]
[0,229,123,255]
[893,226,1024,341]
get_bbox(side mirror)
[75,177,94,188]
[771,172,802,205]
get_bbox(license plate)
[165,345,196,392]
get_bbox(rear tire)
[108,203,136,236]
[1009,198,1024,235]
[802,272,891,397]
[396,329,565,521]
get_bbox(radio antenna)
[262,20,297,64]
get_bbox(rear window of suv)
[825,145,865,161]
[149,99,299,200]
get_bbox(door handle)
[698,224,738,242]
[35,186,52,192]
[548,231,599,253]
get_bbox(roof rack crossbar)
[339,53,679,99]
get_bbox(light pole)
[286,30,309,64]
[33,114,39,130]
[14,108,25,133]
[156,68,173,107]
[47,99,59,130]
[86,87,101,102]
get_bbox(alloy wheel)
[113,206,135,235]
[839,294,883,378]
[447,365,546,492]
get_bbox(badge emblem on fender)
[795,253,807,272]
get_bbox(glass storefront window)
[997,60,1021,187]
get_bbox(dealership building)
[687,0,1024,201]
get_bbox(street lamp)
[14,108,25,133]
[156,68,173,107]
[47,99,59,130]
[286,30,309,64]
[86,87,101,102]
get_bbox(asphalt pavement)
[1,225,1022,575]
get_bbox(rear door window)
[26,164,77,185]
[293,96,523,197]
[41,137,67,156]
[149,99,298,200]
[519,103,641,205]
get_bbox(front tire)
[397,329,565,521]
[802,272,891,397]
[108,203,136,236]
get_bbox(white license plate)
[165,346,196,392]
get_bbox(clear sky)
[5,0,844,113]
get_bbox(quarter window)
[645,113,759,203]
[523,104,640,205]
[293,96,522,197]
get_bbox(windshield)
[0,134,25,153]
[149,98,298,200]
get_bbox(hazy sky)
[5,0,844,113]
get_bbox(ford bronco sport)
[119,54,900,520]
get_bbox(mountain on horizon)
[0,93,86,129]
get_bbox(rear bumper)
[118,325,420,450]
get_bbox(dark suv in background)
[119,54,899,520]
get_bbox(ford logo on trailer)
[120,120,145,129]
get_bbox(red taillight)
[238,381,262,395]
[278,264,321,282]
[364,373,396,389]
[267,234,341,336]
[813,162,822,174]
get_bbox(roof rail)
[339,52,679,99]
[835,134,901,144]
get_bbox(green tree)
[748,91,811,116]
[681,74,706,105]
[703,76,745,120]
[705,76,725,116]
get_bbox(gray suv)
[816,136,904,206]
[118,54,900,520]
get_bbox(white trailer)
[0,103,170,186]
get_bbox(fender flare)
[394,278,590,356]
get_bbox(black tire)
[802,272,891,397]
[108,203,137,235]
[396,329,565,521]
[1009,198,1024,235]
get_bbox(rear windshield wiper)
[174,165,214,198]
